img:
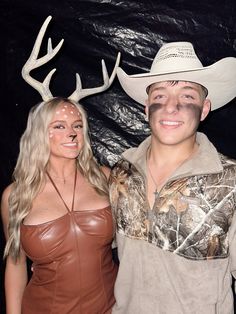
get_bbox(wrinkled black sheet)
[2,0,236,186]
[1,0,236,311]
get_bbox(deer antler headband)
[21,15,120,101]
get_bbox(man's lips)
[160,120,183,126]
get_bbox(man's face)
[145,81,211,147]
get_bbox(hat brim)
[117,57,236,110]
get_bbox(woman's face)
[48,102,84,160]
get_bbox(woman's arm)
[1,185,28,314]
[5,254,28,314]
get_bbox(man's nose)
[164,97,179,114]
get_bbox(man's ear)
[145,100,149,120]
[200,99,211,121]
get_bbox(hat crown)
[150,42,203,74]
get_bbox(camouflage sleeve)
[229,210,236,288]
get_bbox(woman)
[1,97,117,313]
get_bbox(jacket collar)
[122,132,223,179]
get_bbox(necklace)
[47,169,76,184]
[147,161,159,200]
[46,169,77,212]
[146,145,198,235]
[147,143,198,200]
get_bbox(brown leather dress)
[20,206,117,314]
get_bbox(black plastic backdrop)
[1,0,236,310]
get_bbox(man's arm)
[229,210,236,294]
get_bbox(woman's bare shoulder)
[1,183,13,205]
[1,183,13,237]
[100,166,111,180]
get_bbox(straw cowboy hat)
[117,42,236,110]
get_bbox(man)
[109,42,236,313]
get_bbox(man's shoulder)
[111,158,131,174]
[111,143,141,171]
[218,152,236,168]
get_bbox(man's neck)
[146,136,199,195]
[149,136,198,168]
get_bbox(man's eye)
[154,94,164,100]
[183,94,194,99]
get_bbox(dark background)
[1,0,236,312]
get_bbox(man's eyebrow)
[150,86,166,93]
[149,84,200,94]
[181,85,199,92]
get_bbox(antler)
[21,16,64,101]
[22,16,120,102]
[69,52,121,102]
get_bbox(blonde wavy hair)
[4,97,108,261]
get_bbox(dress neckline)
[21,205,111,228]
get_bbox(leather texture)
[20,206,117,313]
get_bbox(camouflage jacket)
[110,133,236,314]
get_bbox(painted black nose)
[69,134,77,141]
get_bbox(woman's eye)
[53,124,65,129]
[74,124,83,129]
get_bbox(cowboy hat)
[117,42,236,110]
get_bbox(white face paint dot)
[64,105,68,108]
[70,111,74,114]
[62,108,65,112]
[49,130,54,138]
[64,115,68,118]
[56,111,60,114]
